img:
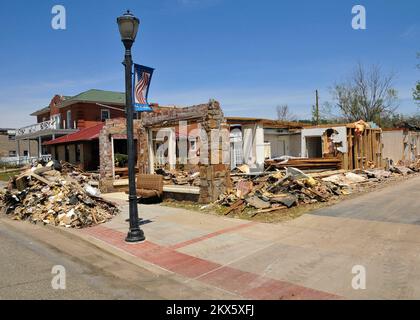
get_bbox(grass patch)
[0,170,20,182]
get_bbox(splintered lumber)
[1,161,119,229]
[251,206,287,217]
[224,199,244,215]
[306,188,328,201]
[265,158,342,170]
[219,163,412,218]
[33,166,54,175]
[91,209,98,225]
[308,170,347,178]
[15,175,29,191]
[30,173,53,186]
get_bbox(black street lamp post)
[117,10,145,243]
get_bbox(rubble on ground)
[218,164,419,217]
[0,161,119,228]
[155,168,200,186]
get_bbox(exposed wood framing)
[342,128,382,170]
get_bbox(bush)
[114,153,128,167]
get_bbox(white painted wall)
[168,128,176,170]
[242,126,255,165]
[301,126,348,157]
[255,124,265,170]
[382,130,404,163]
[264,134,289,158]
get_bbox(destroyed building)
[382,123,420,165]
[226,117,303,171]
[227,119,383,172]
[99,100,231,204]
[17,86,420,208]
[299,121,383,170]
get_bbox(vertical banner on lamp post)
[133,64,154,112]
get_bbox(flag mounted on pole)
[133,64,154,112]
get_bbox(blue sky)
[0,0,419,127]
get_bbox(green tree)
[414,53,420,105]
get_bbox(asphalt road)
[0,221,162,300]
[312,175,420,225]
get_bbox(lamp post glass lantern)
[117,10,145,243]
[117,10,139,43]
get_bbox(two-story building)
[16,89,126,164]
[0,128,37,165]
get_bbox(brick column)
[198,100,231,203]
[99,123,114,193]
[137,124,150,174]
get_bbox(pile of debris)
[395,159,420,173]
[155,168,200,186]
[218,166,415,217]
[0,161,119,228]
[265,157,342,171]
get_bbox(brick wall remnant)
[99,118,141,193]
[99,101,231,203]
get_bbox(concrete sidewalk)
[92,176,420,300]
[80,193,336,300]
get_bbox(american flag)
[135,71,150,105]
[133,64,154,109]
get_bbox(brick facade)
[37,95,125,130]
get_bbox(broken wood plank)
[30,173,53,186]
[251,206,287,217]
[224,199,244,215]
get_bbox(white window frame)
[51,114,61,129]
[66,110,72,129]
[101,109,110,122]
[189,138,197,152]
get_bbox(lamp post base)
[125,228,146,243]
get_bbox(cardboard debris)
[0,161,119,228]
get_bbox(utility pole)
[315,90,320,125]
